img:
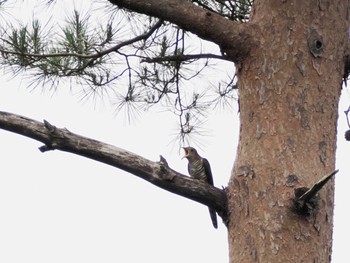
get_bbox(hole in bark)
[307,29,323,57]
[315,40,323,50]
[286,174,299,187]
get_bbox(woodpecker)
[182,147,218,229]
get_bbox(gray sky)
[0,1,349,262]
[0,76,235,262]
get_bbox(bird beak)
[182,147,189,159]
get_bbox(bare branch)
[0,110,227,222]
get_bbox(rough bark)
[0,111,227,221]
[228,0,349,262]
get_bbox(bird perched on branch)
[182,147,218,229]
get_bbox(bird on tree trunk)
[182,147,218,229]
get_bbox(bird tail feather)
[208,207,218,229]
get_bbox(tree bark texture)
[228,1,349,262]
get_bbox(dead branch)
[0,110,227,222]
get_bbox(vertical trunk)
[228,1,348,262]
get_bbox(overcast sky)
[0,1,349,262]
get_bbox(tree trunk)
[228,1,348,262]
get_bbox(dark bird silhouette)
[182,147,218,229]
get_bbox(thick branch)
[141,53,231,63]
[108,0,258,61]
[0,111,227,221]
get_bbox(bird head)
[182,147,199,161]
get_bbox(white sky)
[0,77,236,263]
[0,1,349,262]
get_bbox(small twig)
[38,145,52,152]
[43,119,56,133]
[39,120,57,152]
[159,155,168,166]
